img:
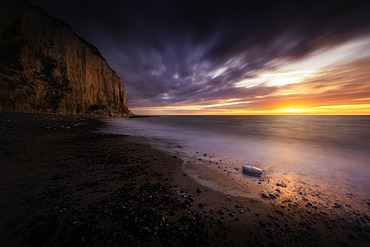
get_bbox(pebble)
[141,227,151,234]
[276,183,287,187]
[242,165,263,176]
[262,194,269,198]
[276,210,284,216]
[261,193,277,199]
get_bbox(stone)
[261,193,269,198]
[276,183,287,187]
[268,194,277,199]
[141,227,151,234]
[276,210,284,216]
[242,165,263,176]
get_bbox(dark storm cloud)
[30,0,370,109]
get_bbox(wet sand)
[0,113,369,246]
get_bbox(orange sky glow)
[132,36,370,115]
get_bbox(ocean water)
[103,115,370,207]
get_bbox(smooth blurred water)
[104,115,370,196]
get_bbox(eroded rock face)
[0,0,129,115]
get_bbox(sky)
[30,0,370,115]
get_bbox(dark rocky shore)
[0,113,369,246]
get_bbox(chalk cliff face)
[0,0,129,115]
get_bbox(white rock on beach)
[242,165,263,176]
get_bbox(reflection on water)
[103,115,370,213]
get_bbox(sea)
[103,115,370,209]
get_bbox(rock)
[269,194,277,199]
[262,193,269,198]
[242,165,263,177]
[333,203,342,209]
[261,193,277,199]
[141,227,151,234]
[276,183,287,187]
[276,210,284,216]
[196,188,202,193]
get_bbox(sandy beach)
[0,113,369,246]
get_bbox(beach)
[0,113,369,246]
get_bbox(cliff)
[0,0,129,115]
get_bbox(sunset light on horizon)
[132,36,370,115]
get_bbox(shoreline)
[103,117,370,219]
[1,113,369,246]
